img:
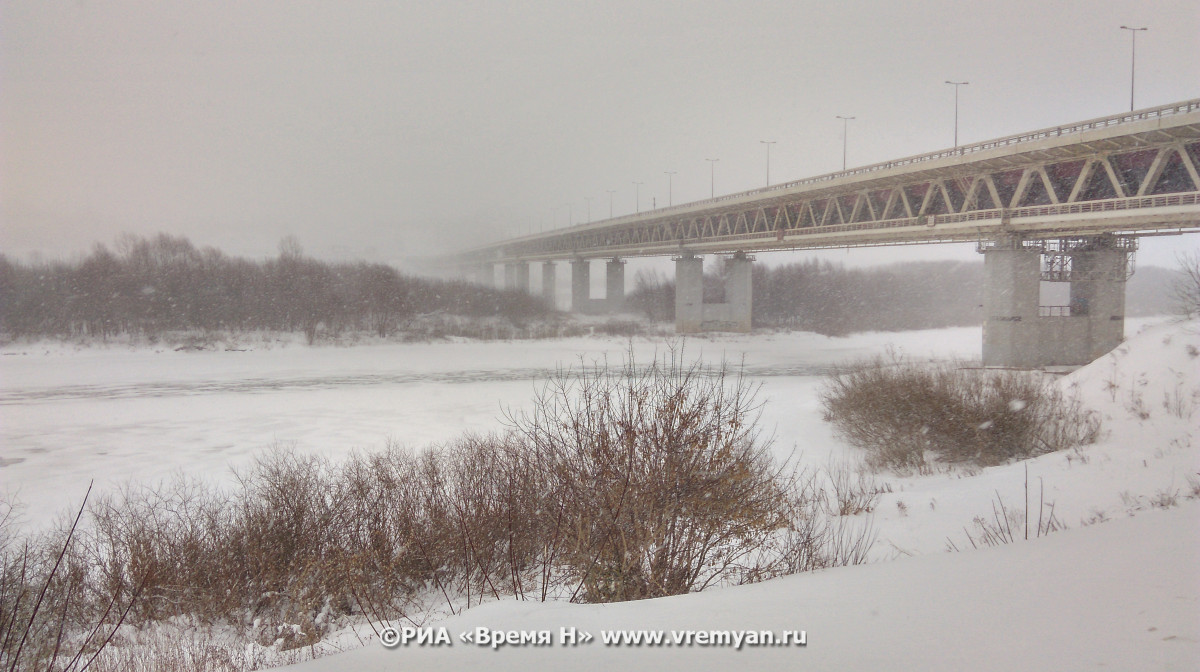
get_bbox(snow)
[284,503,1199,672]
[1,326,983,528]
[2,317,1197,669]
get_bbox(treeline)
[628,257,1181,336]
[753,259,985,334]
[628,259,985,336]
[0,234,553,342]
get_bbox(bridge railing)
[618,99,1200,218]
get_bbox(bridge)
[453,99,1200,368]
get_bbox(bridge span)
[454,100,1200,368]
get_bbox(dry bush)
[87,453,351,648]
[2,487,144,672]
[823,460,885,516]
[771,471,878,575]
[821,353,1102,473]
[507,349,794,602]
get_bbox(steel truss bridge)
[458,99,1200,265]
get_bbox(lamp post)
[584,196,593,223]
[760,140,776,186]
[633,181,643,213]
[1120,26,1147,112]
[664,171,676,206]
[945,80,968,148]
[705,158,719,197]
[565,202,573,227]
[836,116,855,171]
[606,190,616,218]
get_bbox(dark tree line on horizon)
[0,234,552,342]
[1,234,1180,342]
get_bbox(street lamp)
[945,80,968,148]
[584,196,593,223]
[836,116,855,171]
[606,190,616,218]
[760,140,776,186]
[565,202,573,227]
[1120,26,1147,112]
[664,171,676,206]
[705,158,719,197]
[633,181,643,213]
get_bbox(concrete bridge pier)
[570,259,590,313]
[605,258,625,313]
[541,262,557,308]
[1066,239,1128,362]
[503,262,529,292]
[981,240,1042,367]
[674,252,753,333]
[675,254,704,332]
[569,258,626,314]
[982,236,1130,367]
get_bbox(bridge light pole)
[606,190,616,219]
[945,80,968,149]
[664,171,676,206]
[584,196,593,223]
[836,116,855,171]
[706,158,719,197]
[1119,26,1147,112]
[633,181,644,213]
[760,141,776,186]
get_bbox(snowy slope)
[283,503,1199,672]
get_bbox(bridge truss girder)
[496,141,1200,262]
[457,100,1200,266]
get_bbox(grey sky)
[3,0,1198,269]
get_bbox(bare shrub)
[772,471,877,574]
[2,486,144,671]
[507,349,793,602]
[824,460,884,516]
[821,353,1102,472]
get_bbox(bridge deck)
[459,100,1200,264]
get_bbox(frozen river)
[3,328,984,527]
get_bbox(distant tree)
[1172,251,1200,319]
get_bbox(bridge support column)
[541,262,557,308]
[1068,239,1127,362]
[504,262,529,293]
[675,254,704,333]
[674,253,752,333]
[571,259,590,313]
[982,236,1130,368]
[724,252,753,333]
[606,258,625,313]
[475,264,494,287]
[982,240,1041,367]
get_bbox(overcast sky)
[3,0,1198,270]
